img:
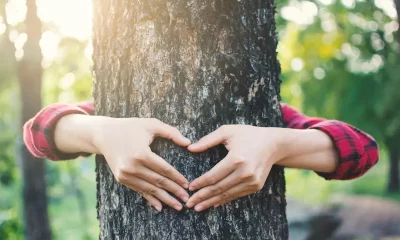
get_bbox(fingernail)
[214,204,220,208]
[184,137,191,143]
[195,205,203,212]
[183,183,189,189]
[181,195,189,202]
[186,201,193,208]
[189,186,195,191]
[155,205,162,212]
[174,204,182,211]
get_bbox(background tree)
[278,0,400,193]
[1,0,51,239]
[1,0,400,238]
[18,0,51,239]
[93,0,287,238]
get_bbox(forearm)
[276,129,339,173]
[54,114,102,154]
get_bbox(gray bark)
[18,0,51,239]
[93,0,287,239]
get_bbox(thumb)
[151,119,191,146]
[188,125,230,153]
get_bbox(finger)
[188,152,236,191]
[142,193,163,212]
[123,184,162,212]
[144,151,189,188]
[186,171,241,208]
[212,164,271,209]
[135,166,189,202]
[126,177,183,211]
[187,126,230,153]
[151,119,191,146]
[194,183,253,212]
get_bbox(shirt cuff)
[310,121,365,180]
[34,104,92,160]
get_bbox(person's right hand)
[91,117,191,212]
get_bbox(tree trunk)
[395,0,400,40]
[93,0,287,239]
[18,0,51,239]
[388,144,399,192]
[389,0,400,193]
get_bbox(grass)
[285,152,400,204]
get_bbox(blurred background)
[0,0,399,239]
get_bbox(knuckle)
[155,177,166,187]
[132,150,147,161]
[196,195,204,202]
[210,185,223,194]
[233,155,246,166]
[221,192,229,200]
[148,187,158,196]
[240,168,255,180]
[121,162,138,175]
[137,190,144,195]
[205,174,217,185]
[250,180,263,191]
[115,168,128,183]
[162,166,173,176]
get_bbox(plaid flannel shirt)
[23,102,379,180]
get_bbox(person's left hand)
[185,125,286,212]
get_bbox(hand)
[186,125,286,211]
[92,117,191,212]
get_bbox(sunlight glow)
[14,32,27,50]
[281,1,318,25]
[374,0,397,19]
[40,31,61,66]
[37,0,93,41]
[5,0,93,63]
[59,72,76,90]
[291,58,304,71]
[5,0,27,26]
[0,23,6,34]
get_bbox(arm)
[23,101,193,212]
[279,103,379,180]
[23,101,95,160]
[276,128,339,174]
[185,103,379,211]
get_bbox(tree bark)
[388,144,400,192]
[93,0,287,239]
[18,0,51,239]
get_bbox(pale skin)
[55,114,338,212]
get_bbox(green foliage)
[277,0,400,145]
[1,0,399,239]
[0,215,23,240]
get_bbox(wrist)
[276,128,333,163]
[273,128,296,163]
[55,114,101,154]
[90,116,114,154]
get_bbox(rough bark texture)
[93,0,287,239]
[18,0,51,239]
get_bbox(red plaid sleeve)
[23,101,95,160]
[281,103,379,180]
